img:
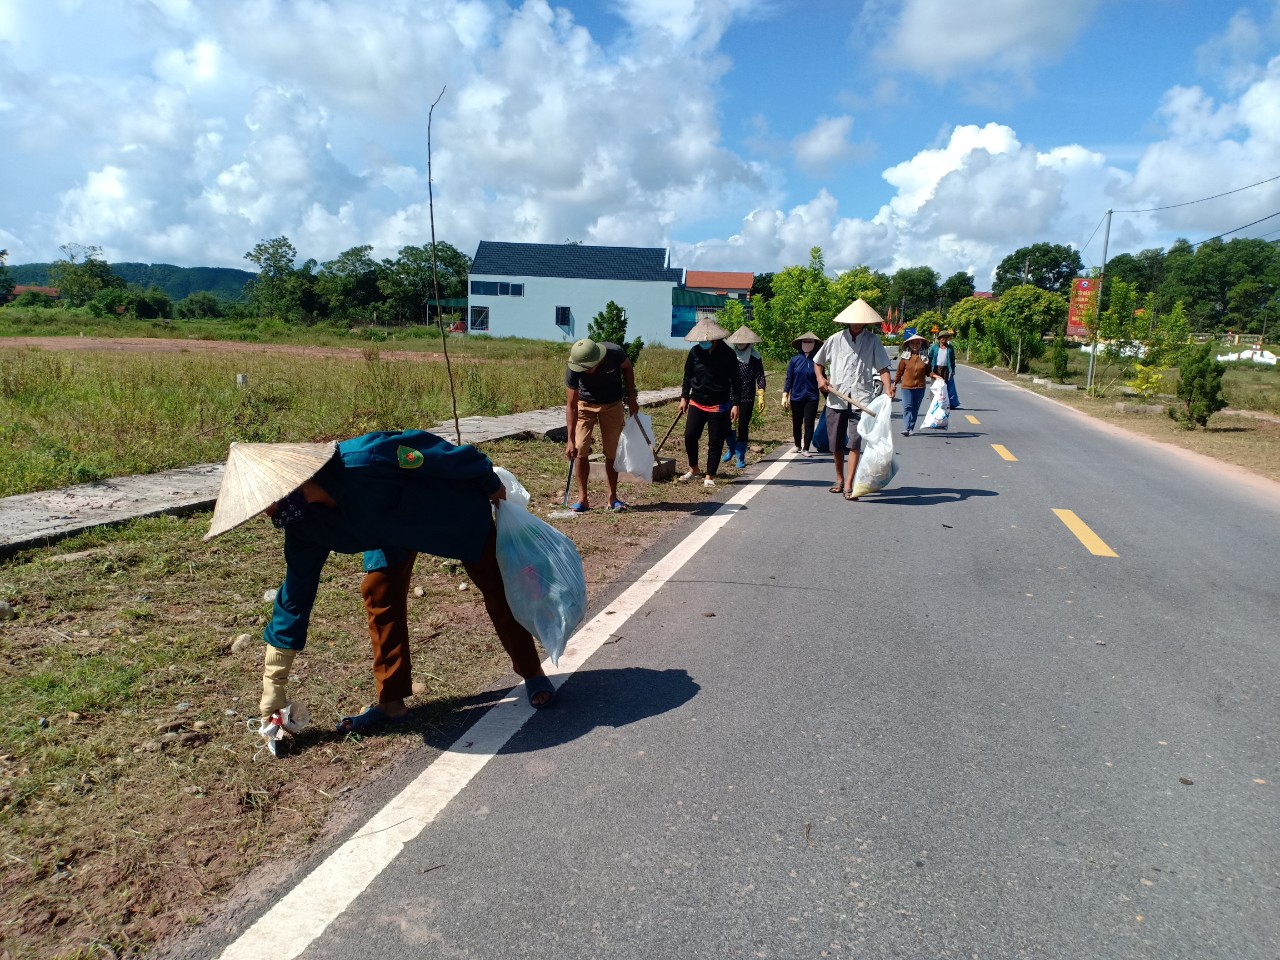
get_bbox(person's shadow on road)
[412,667,701,754]
[866,485,997,506]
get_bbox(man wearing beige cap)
[564,338,640,512]
[813,299,894,500]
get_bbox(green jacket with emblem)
[265,430,501,651]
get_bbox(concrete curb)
[0,387,682,557]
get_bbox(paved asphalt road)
[195,366,1279,960]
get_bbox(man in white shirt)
[813,299,894,500]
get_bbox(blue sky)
[2,0,1279,289]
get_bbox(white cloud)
[876,0,1102,83]
[791,115,871,177]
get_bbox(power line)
[1191,209,1280,248]
[1078,211,1108,263]
[1113,173,1280,213]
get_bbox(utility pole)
[1086,208,1112,394]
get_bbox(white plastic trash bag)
[493,466,531,509]
[614,413,657,480]
[922,378,950,430]
[493,469,587,666]
[850,394,897,498]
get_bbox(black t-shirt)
[565,342,627,404]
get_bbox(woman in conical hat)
[678,316,739,487]
[205,430,558,753]
[722,325,766,470]
[783,331,822,455]
[894,332,930,437]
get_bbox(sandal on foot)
[828,484,844,493]
[525,675,556,709]
[608,499,627,512]
[843,490,860,501]
[568,502,590,513]
[337,705,413,733]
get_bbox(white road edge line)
[218,452,798,960]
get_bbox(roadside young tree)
[1171,343,1227,429]
[587,300,644,364]
[994,285,1066,372]
[751,248,836,361]
[946,296,995,362]
[831,264,884,314]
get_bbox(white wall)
[469,275,682,347]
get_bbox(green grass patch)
[0,336,686,496]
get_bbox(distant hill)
[9,262,255,302]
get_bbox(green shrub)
[1169,344,1227,428]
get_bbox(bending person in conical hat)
[722,325,766,470]
[205,431,556,752]
[783,331,821,456]
[812,299,894,500]
[677,316,740,488]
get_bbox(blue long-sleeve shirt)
[264,430,501,651]
[783,352,819,402]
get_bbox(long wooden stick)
[654,408,684,454]
[823,386,877,417]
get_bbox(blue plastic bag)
[493,469,587,666]
[810,408,830,452]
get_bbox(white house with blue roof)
[467,241,701,348]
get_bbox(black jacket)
[681,342,741,407]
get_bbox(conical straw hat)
[791,330,821,349]
[204,441,337,541]
[725,325,761,346]
[831,299,884,325]
[684,316,730,342]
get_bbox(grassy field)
[0,336,687,497]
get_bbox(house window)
[470,306,489,331]
[469,281,523,297]
[555,306,571,328]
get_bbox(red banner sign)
[1067,277,1097,338]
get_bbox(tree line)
[1,239,473,326]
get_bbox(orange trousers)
[360,528,544,703]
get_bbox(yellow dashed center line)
[991,444,1018,461]
[1053,509,1118,557]
[965,414,980,425]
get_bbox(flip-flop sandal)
[828,484,843,493]
[336,705,414,733]
[568,502,590,513]
[609,499,627,512]
[843,490,860,501]
[524,675,556,709]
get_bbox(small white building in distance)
[467,241,692,348]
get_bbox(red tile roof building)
[684,270,753,300]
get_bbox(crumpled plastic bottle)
[257,702,310,758]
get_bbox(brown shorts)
[825,407,863,454]
[574,400,625,459]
